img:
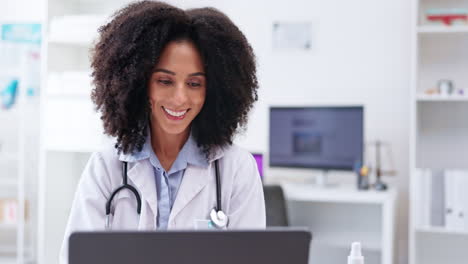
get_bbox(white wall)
[171,1,411,263]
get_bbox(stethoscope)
[105,159,228,230]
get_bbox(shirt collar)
[118,129,209,170]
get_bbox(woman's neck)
[150,124,190,171]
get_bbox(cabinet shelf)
[416,226,468,236]
[0,153,18,163]
[416,94,468,102]
[418,25,468,34]
[48,37,92,47]
[0,223,17,230]
[0,254,34,264]
[282,183,396,204]
[316,232,381,251]
[0,257,17,264]
[44,145,98,153]
[0,178,18,186]
[46,92,91,98]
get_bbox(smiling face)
[148,40,206,138]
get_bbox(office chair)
[263,185,289,226]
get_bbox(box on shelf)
[0,198,29,224]
[425,8,468,26]
[417,169,468,232]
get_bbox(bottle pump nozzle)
[347,242,364,264]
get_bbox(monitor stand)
[315,170,338,188]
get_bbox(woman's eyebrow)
[188,72,206,77]
[153,68,205,77]
[154,68,175,75]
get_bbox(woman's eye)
[188,82,201,87]
[158,80,172,85]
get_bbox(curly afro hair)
[90,0,258,157]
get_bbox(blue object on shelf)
[27,86,35,97]
[1,79,19,109]
[1,24,41,44]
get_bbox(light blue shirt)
[129,131,208,229]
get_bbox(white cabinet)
[281,183,397,264]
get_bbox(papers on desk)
[419,169,468,231]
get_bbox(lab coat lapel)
[169,165,211,221]
[170,146,225,220]
[126,159,158,222]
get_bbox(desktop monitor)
[269,106,364,171]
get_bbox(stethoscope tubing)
[105,159,223,229]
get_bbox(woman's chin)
[154,122,191,136]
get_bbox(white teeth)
[163,107,188,117]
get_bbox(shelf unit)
[410,0,468,264]
[0,101,38,264]
[38,1,129,264]
[280,183,397,264]
[0,23,41,263]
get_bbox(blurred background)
[1,0,468,264]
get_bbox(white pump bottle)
[347,242,364,264]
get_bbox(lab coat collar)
[168,164,211,223]
[207,145,226,162]
[125,159,158,227]
[117,131,151,163]
[168,145,228,221]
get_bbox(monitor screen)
[269,106,364,170]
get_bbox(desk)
[280,183,397,264]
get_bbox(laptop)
[69,229,311,264]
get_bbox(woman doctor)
[60,1,265,263]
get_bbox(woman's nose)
[171,83,188,105]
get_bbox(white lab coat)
[59,142,266,264]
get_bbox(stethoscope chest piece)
[210,208,228,228]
